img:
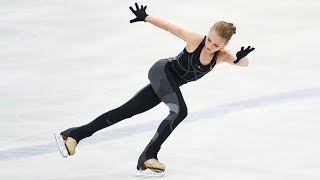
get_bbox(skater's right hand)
[129,3,148,23]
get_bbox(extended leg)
[61,84,161,143]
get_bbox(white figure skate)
[134,159,165,177]
[54,133,77,157]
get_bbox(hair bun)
[228,22,236,34]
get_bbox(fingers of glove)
[130,18,138,23]
[129,6,136,13]
[241,46,244,51]
[143,5,147,11]
[245,46,251,51]
[248,47,255,53]
[135,3,139,10]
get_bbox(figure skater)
[55,2,255,174]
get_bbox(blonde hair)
[211,21,236,42]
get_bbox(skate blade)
[54,133,69,158]
[134,168,164,178]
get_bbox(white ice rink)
[1,0,320,179]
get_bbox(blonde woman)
[55,2,255,175]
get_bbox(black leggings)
[61,59,187,169]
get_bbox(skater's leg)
[62,84,161,143]
[137,60,188,170]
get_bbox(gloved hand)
[129,3,148,23]
[233,46,255,64]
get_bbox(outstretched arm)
[129,3,200,45]
[144,16,199,44]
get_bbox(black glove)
[233,46,255,64]
[129,3,148,23]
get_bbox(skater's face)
[205,30,227,53]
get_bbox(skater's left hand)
[233,46,255,64]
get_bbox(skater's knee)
[167,103,187,118]
[178,105,188,119]
[166,104,187,131]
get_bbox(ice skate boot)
[54,133,77,157]
[135,158,165,177]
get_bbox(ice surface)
[1,0,319,179]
